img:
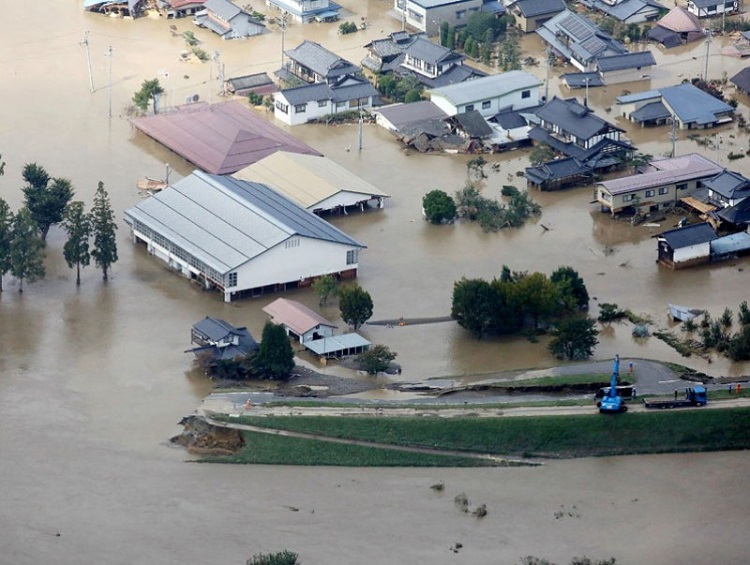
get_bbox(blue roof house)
[124,171,366,302]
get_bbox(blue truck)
[643,387,708,409]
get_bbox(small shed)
[225,73,277,97]
[262,298,336,343]
[304,333,371,359]
[656,222,716,269]
[710,231,750,261]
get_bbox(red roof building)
[130,101,321,174]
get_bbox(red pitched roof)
[262,298,336,335]
[131,101,322,174]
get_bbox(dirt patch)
[170,415,245,456]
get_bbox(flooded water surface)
[1,2,750,563]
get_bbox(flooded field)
[1,1,750,563]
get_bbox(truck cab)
[688,386,707,406]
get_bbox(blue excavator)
[599,355,628,414]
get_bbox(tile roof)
[124,171,364,274]
[658,6,703,32]
[658,222,716,248]
[130,101,321,174]
[629,101,671,122]
[535,96,621,140]
[405,37,462,66]
[703,170,750,200]
[596,51,656,72]
[510,0,566,18]
[263,298,336,335]
[730,67,750,93]
[373,101,448,129]
[285,40,360,80]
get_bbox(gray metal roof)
[193,316,240,341]
[538,10,627,64]
[616,89,662,104]
[205,0,240,19]
[330,81,378,103]
[124,171,364,275]
[562,72,604,88]
[526,157,591,183]
[711,231,750,256]
[661,83,734,125]
[690,0,722,7]
[279,82,334,105]
[511,0,566,18]
[597,51,656,72]
[428,71,542,107]
[405,37,461,66]
[630,101,671,123]
[305,333,371,355]
[658,222,716,248]
[374,101,448,129]
[599,154,723,195]
[451,110,493,138]
[285,40,360,80]
[731,67,750,94]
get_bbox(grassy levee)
[202,432,494,467]
[230,407,750,459]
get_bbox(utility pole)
[106,45,113,119]
[358,106,363,151]
[669,114,677,158]
[280,11,288,70]
[80,30,94,93]
[704,30,711,82]
[544,49,552,102]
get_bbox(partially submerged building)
[123,171,366,302]
[579,0,664,24]
[647,6,705,48]
[193,0,266,40]
[187,317,259,360]
[507,0,566,33]
[265,0,341,23]
[686,0,738,18]
[656,222,716,269]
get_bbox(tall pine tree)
[0,198,14,292]
[10,208,46,293]
[62,201,92,286]
[21,163,74,242]
[90,182,118,281]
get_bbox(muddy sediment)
[170,415,244,456]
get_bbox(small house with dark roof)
[711,197,750,230]
[273,76,378,126]
[703,170,750,209]
[686,0,738,18]
[647,6,705,48]
[528,96,633,173]
[595,51,656,84]
[372,100,448,132]
[508,0,566,33]
[188,317,258,360]
[537,10,628,72]
[281,40,361,86]
[225,72,277,97]
[362,32,426,73]
[193,0,266,40]
[525,157,594,191]
[656,222,716,269]
[123,171,365,302]
[447,110,493,140]
[730,67,750,95]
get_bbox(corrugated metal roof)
[305,333,371,355]
[616,89,662,104]
[263,298,336,335]
[233,152,389,210]
[630,101,671,123]
[130,101,321,174]
[511,0,566,18]
[597,51,656,72]
[373,101,448,129]
[428,71,542,107]
[405,37,458,66]
[124,171,364,274]
[711,231,750,256]
[661,84,734,126]
[279,83,334,105]
[658,6,703,32]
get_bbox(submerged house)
[507,0,567,33]
[123,171,366,302]
[393,0,506,37]
[647,6,705,48]
[187,317,259,360]
[579,0,664,24]
[265,0,340,23]
[730,67,750,95]
[162,0,207,18]
[595,153,724,215]
[616,84,734,129]
[280,40,361,86]
[656,222,716,269]
[686,0,738,18]
[193,0,266,40]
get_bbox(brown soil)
[170,415,244,456]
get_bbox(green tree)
[548,318,599,360]
[9,208,46,293]
[446,26,456,49]
[90,182,118,281]
[62,201,91,286]
[21,163,74,242]
[728,326,750,361]
[339,284,373,330]
[739,300,750,325]
[357,344,397,374]
[529,143,557,166]
[488,277,523,335]
[467,155,487,179]
[0,198,13,292]
[551,266,589,311]
[514,272,560,328]
[597,302,624,323]
[246,550,300,565]
[422,189,456,224]
[404,89,422,103]
[465,12,506,43]
[451,277,495,339]
[253,321,295,380]
[312,274,339,306]
[440,21,450,46]
[132,78,165,114]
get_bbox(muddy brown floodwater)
[1,1,750,564]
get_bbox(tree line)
[0,161,118,292]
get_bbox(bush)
[248,92,264,106]
[339,21,358,34]
[247,550,300,565]
[423,189,456,224]
[357,345,397,374]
